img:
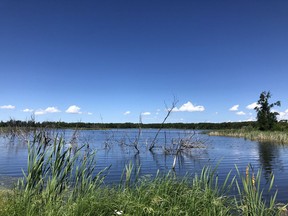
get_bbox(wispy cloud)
[124,111,131,115]
[141,112,151,116]
[246,102,259,110]
[66,105,82,114]
[172,101,205,112]
[22,108,34,112]
[155,109,161,115]
[87,112,93,115]
[236,111,246,115]
[0,105,15,109]
[35,107,61,115]
[229,105,239,111]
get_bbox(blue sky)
[0,0,288,123]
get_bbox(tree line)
[0,91,286,131]
[0,119,271,130]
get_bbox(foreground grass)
[0,132,287,216]
[208,129,288,144]
[0,172,232,216]
[1,167,287,216]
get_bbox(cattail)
[246,165,249,182]
[252,172,256,190]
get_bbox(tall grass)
[1,132,107,216]
[234,165,279,215]
[0,133,287,215]
[209,129,288,144]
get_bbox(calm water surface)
[0,129,288,202]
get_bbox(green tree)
[255,91,281,131]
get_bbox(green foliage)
[209,129,288,144]
[235,165,278,216]
[1,131,107,216]
[255,91,281,131]
[0,133,287,215]
[0,119,260,130]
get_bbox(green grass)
[0,168,233,216]
[0,132,287,215]
[208,129,288,144]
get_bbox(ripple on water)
[1,129,288,202]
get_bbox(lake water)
[1,129,288,203]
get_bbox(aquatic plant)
[234,164,279,215]
[2,132,107,215]
[0,133,287,216]
[209,129,288,144]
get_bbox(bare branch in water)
[149,97,178,151]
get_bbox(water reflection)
[258,142,281,179]
[2,129,288,202]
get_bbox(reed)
[209,129,288,144]
[234,164,279,215]
[1,132,107,216]
[0,133,287,215]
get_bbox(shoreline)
[208,129,288,144]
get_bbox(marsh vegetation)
[0,91,288,215]
[0,132,287,216]
[208,129,288,144]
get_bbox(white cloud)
[34,107,60,115]
[229,105,239,111]
[45,107,60,113]
[66,105,82,114]
[88,112,93,115]
[124,111,131,115]
[35,110,46,115]
[23,108,34,112]
[141,112,151,116]
[246,117,255,122]
[246,102,260,110]
[279,109,288,120]
[173,101,205,112]
[236,111,246,115]
[272,108,282,113]
[0,105,15,109]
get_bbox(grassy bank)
[1,166,287,216]
[208,129,288,144]
[0,133,287,215]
